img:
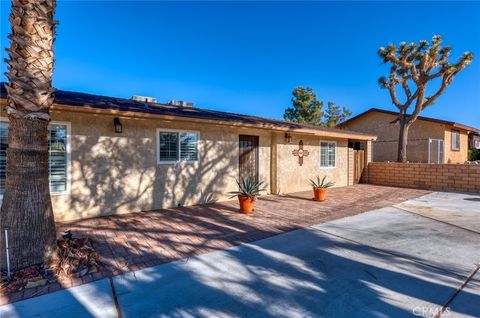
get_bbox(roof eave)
[52,102,377,140]
[0,98,376,141]
[452,123,480,134]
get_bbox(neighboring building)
[340,108,480,164]
[0,83,375,221]
[470,134,480,150]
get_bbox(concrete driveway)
[2,191,479,318]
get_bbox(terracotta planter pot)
[238,195,256,213]
[313,188,327,201]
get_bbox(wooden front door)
[353,150,365,184]
[239,135,259,182]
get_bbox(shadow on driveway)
[113,225,479,318]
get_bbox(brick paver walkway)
[1,184,429,305]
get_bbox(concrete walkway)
[2,191,479,317]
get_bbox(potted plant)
[229,177,265,213]
[309,176,334,201]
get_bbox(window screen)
[320,142,336,167]
[48,124,68,192]
[0,122,69,194]
[158,131,179,162]
[180,132,198,161]
[451,130,460,150]
[158,131,198,163]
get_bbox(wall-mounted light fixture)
[285,132,292,143]
[113,117,122,133]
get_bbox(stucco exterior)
[274,134,349,194]
[342,110,471,164]
[443,127,469,163]
[46,111,274,221]
[1,109,372,221]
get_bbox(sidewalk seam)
[394,205,480,236]
[434,264,480,318]
[309,226,470,280]
[108,276,123,318]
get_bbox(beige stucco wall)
[274,133,349,194]
[56,110,277,221]
[1,111,356,221]
[444,128,469,163]
[343,111,468,163]
[1,111,273,221]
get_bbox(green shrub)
[309,176,335,189]
[468,149,480,161]
[229,177,266,198]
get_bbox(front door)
[239,135,259,182]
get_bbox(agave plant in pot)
[229,177,265,213]
[309,176,335,201]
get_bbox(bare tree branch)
[406,87,426,125]
[402,79,412,100]
[387,84,403,108]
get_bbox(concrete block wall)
[367,162,480,193]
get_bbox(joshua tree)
[378,36,473,162]
[1,0,58,271]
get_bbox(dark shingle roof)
[0,83,374,138]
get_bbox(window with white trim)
[0,121,70,194]
[451,130,460,151]
[320,141,336,168]
[48,124,69,192]
[157,130,198,163]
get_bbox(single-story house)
[339,108,480,164]
[0,83,375,221]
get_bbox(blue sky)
[1,1,479,127]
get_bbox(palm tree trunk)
[0,0,57,271]
[0,117,56,270]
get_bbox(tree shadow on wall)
[65,131,238,220]
[151,135,238,210]
[66,134,156,220]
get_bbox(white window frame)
[156,128,199,164]
[451,130,460,151]
[319,140,337,169]
[0,118,71,197]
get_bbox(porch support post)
[347,142,354,186]
[364,140,373,183]
[270,132,278,194]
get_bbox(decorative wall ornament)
[292,140,309,166]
